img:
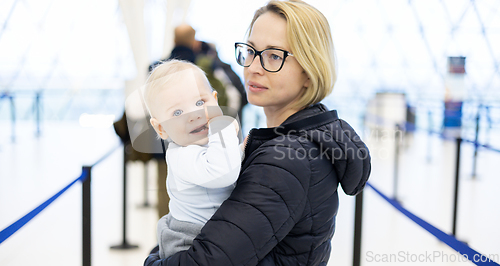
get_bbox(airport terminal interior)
[1,0,499,265]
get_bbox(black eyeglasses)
[235,42,294,73]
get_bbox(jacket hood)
[247,104,371,195]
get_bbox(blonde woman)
[145,1,371,265]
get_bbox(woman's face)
[244,12,310,111]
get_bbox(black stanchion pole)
[82,166,92,266]
[111,143,138,250]
[139,162,150,208]
[471,109,480,179]
[10,95,15,142]
[353,191,364,266]
[452,138,462,236]
[393,124,400,201]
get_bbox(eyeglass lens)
[236,44,286,72]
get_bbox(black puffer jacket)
[145,104,371,266]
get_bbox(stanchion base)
[110,242,139,250]
[392,197,401,204]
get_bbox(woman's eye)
[173,110,183,116]
[196,100,205,106]
[247,48,255,56]
[270,53,282,61]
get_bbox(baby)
[143,60,242,259]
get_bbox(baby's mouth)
[190,123,208,134]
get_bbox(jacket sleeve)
[145,142,310,266]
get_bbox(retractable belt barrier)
[0,144,121,266]
[357,112,500,266]
[0,169,88,244]
[366,182,499,265]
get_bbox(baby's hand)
[242,135,249,150]
[207,115,239,135]
[204,106,223,122]
[232,118,240,133]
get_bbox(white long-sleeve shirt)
[166,116,242,225]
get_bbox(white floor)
[0,121,499,266]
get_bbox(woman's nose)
[247,55,265,74]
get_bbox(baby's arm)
[169,116,241,188]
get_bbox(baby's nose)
[187,109,204,122]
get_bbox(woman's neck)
[263,105,301,128]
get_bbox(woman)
[145,1,371,265]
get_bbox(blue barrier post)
[35,92,41,137]
[393,124,401,201]
[10,95,15,142]
[471,108,480,179]
[82,166,92,266]
[426,110,432,162]
[485,105,491,144]
[452,138,462,237]
[353,191,363,266]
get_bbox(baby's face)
[152,70,221,146]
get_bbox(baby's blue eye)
[173,109,183,116]
[196,100,205,106]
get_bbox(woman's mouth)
[248,81,268,92]
[190,123,208,134]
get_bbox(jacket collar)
[282,103,330,125]
[250,104,338,138]
[244,104,339,159]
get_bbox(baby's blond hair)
[143,60,210,118]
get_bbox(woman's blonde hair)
[248,0,337,110]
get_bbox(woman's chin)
[247,96,266,107]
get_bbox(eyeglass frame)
[234,42,294,73]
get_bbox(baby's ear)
[212,91,218,102]
[150,117,169,140]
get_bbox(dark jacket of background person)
[113,112,154,162]
[148,45,195,72]
[144,103,371,266]
[195,55,228,107]
[168,45,196,63]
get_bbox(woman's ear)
[303,76,311,89]
[150,117,169,140]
